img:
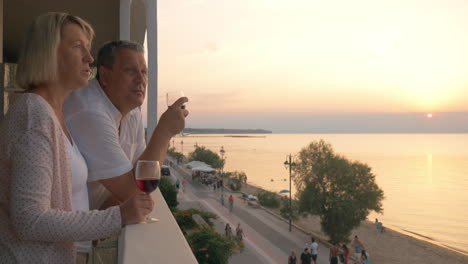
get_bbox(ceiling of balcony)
[4,0,146,63]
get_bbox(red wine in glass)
[135,160,161,223]
[136,179,160,193]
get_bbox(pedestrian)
[359,250,370,264]
[341,244,349,264]
[352,235,365,261]
[309,237,319,264]
[288,250,298,264]
[175,179,180,191]
[221,194,225,206]
[300,248,312,264]
[229,195,234,212]
[225,223,232,236]
[236,223,244,241]
[329,242,339,264]
[182,179,187,192]
[375,218,385,233]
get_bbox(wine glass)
[167,90,186,136]
[135,160,161,223]
[166,90,186,109]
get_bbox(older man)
[64,40,188,209]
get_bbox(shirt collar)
[91,79,123,127]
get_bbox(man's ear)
[98,66,110,87]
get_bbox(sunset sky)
[142,0,468,132]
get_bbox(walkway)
[168,161,332,264]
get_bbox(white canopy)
[185,161,216,172]
[191,165,216,172]
[185,161,209,168]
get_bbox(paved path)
[168,162,331,264]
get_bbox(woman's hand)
[119,193,154,225]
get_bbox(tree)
[188,146,224,169]
[167,147,185,161]
[293,140,384,243]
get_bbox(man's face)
[100,48,147,113]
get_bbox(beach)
[240,183,468,264]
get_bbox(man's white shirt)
[310,242,318,255]
[64,79,146,209]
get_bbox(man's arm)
[99,97,188,203]
[99,171,139,204]
[138,97,188,164]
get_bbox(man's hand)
[158,96,189,137]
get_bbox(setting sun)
[427,113,433,118]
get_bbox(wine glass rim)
[137,176,161,180]
[137,160,160,164]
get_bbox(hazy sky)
[142,0,468,133]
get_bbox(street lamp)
[181,140,184,156]
[220,146,226,192]
[284,154,296,232]
[220,146,226,173]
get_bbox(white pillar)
[120,0,132,40]
[1,0,4,119]
[146,0,158,136]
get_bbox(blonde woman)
[0,12,153,263]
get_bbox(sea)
[174,133,468,254]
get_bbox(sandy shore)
[239,183,468,264]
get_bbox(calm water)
[174,134,468,253]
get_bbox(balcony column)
[146,0,158,136]
[120,0,132,40]
[1,0,4,119]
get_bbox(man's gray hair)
[96,40,144,80]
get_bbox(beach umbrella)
[279,189,290,194]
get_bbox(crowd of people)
[288,236,370,264]
[192,171,224,191]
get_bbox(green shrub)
[229,178,242,191]
[174,208,218,234]
[159,176,178,209]
[225,171,247,191]
[187,226,238,264]
[257,191,280,208]
[174,210,198,232]
[279,198,299,221]
[183,208,218,226]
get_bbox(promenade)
[169,162,331,264]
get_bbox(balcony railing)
[117,190,197,264]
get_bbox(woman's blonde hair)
[15,12,95,90]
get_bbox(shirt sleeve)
[66,111,133,181]
[10,129,122,242]
[132,110,146,164]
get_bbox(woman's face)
[56,23,93,90]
